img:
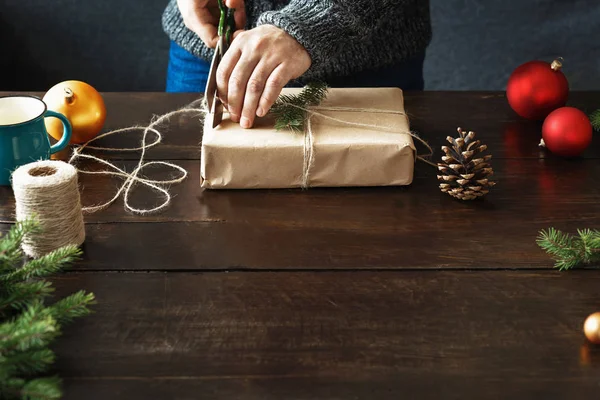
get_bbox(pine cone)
[437,127,496,200]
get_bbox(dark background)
[1,0,599,92]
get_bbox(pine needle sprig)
[536,227,600,270]
[1,245,82,284]
[3,348,55,375]
[0,303,58,354]
[296,81,329,106]
[590,109,600,131]
[20,377,63,400]
[269,81,328,133]
[0,217,94,399]
[0,217,40,274]
[47,290,95,324]
[0,281,54,316]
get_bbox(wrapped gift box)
[200,87,416,189]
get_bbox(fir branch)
[3,348,55,375]
[0,281,54,315]
[296,81,328,106]
[0,378,26,400]
[590,109,600,131]
[0,218,41,252]
[0,218,94,399]
[269,81,328,133]
[0,217,40,275]
[0,304,58,354]
[1,245,81,284]
[536,227,600,270]
[20,377,62,400]
[47,291,95,325]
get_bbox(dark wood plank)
[2,157,599,226]
[61,373,600,400]
[1,157,599,269]
[50,271,600,399]
[3,91,599,161]
[0,219,561,270]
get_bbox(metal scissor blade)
[205,40,221,112]
[212,100,223,128]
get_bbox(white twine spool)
[12,160,85,258]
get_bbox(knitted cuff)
[255,1,342,81]
[161,0,214,61]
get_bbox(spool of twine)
[12,160,85,258]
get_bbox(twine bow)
[68,99,205,214]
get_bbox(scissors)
[205,0,236,128]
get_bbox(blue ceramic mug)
[0,95,71,185]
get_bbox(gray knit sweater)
[162,0,431,83]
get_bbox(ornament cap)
[64,87,75,105]
[550,57,564,71]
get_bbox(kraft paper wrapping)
[200,87,416,189]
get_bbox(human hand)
[177,0,246,48]
[216,25,312,128]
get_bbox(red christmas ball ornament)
[541,107,593,157]
[506,58,569,120]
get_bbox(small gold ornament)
[437,127,496,200]
[584,312,600,344]
[43,80,106,145]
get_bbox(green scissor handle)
[217,0,236,45]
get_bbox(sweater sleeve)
[255,0,431,82]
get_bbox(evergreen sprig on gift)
[269,81,328,132]
[0,217,95,400]
[590,109,600,131]
[536,228,600,270]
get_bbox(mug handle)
[45,110,72,154]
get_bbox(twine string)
[12,95,434,257]
[68,96,435,208]
[12,160,86,258]
[68,99,205,214]
[282,103,436,188]
[302,114,316,188]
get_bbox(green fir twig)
[269,81,328,133]
[536,228,600,270]
[0,217,95,399]
[590,109,600,131]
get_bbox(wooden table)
[1,91,600,399]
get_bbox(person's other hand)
[217,25,312,128]
[177,0,246,48]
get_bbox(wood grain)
[1,157,598,270]
[1,91,599,399]
[0,219,562,270]
[61,375,600,400]
[51,271,600,400]
[2,91,598,161]
[3,156,600,225]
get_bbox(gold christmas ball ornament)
[584,312,600,344]
[43,80,106,144]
